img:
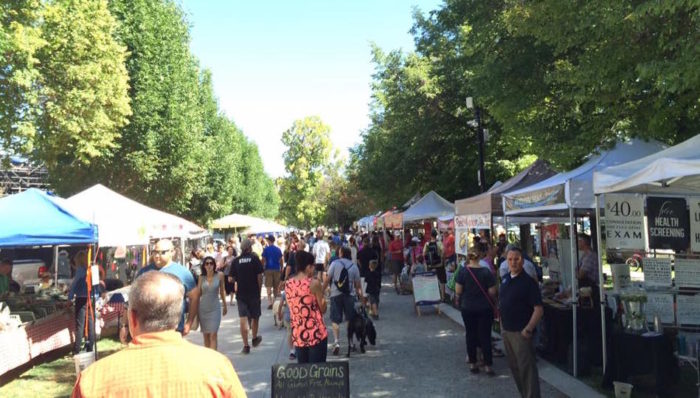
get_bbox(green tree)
[0,0,131,186]
[232,139,280,219]
[279,116,332,228]
[99,0,206,214]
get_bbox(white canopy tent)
[65,184,206,247]
[211,213,287,235]
[402,191,455,223]
[594,134,700,195]
[502,138,667,377]
[592,133,700,373]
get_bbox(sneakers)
[332,343,340,356]
[288,352,296,360]
[252,336,263,347]
[241,346,250,354]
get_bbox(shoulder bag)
[465,266,499,319]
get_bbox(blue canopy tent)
[0,188,98,247]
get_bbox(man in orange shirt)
[72,271,247,398]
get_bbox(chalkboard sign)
[643,257,672,288]
[412,272,441,306]
[271,362,349,398]
[647,196,690,251]
[677,294,700,326]
[645,293,675,324]
[675,258,700,289]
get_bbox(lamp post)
[466,97,487,193]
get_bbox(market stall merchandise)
[0,189,99,377]
[502,138,667,377]
[593,133,700,394]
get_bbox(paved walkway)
[186,278,571,397]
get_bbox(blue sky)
[181,0,443,178]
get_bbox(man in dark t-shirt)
[228,239,264,354]
[499,246,543,398]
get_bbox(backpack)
[426,241,441,266]
[334,260,352,295]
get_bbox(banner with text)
[454,216,469,256]
[647,197,690,251]
[604,194,646,249]
[466,213,491,230]
[690,198,700,253]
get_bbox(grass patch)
[0,337,124,398]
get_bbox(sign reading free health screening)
[272,362,349,398]
[605,194,646,249]
[647,197,690,251]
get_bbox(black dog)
[347,305,377,357]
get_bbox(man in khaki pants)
[498,246,543,398]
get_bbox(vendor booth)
[66,184,207,274]
[502,138,666,376]
[593,134,700,396]
[0,189,98,376]
[454,159,557,255]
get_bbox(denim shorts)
[330,294,355,324]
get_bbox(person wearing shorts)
[229,239,264,354]
[312,230,330,281]
[324,247,362,355]
[262,235,283,310]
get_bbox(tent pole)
[594,194,607,374]
[569,206,578,377]
[53,246,59,287]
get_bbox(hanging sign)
[675,258,700,289]
[647,197,690,251]
[642,257,672,288]
[454,215,469,256]
[604,194,646,249]
[466,213,490,230]
[677,294,700,325]
[645,293,675,324]
[689,198,700,253]
[504,185,565,212]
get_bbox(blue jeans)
[296,337,328,363]
[73,297,95,354]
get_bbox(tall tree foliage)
[279,116,332,228]
[0,0,131,185]
[353,0,699,210]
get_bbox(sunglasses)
[153,249,171,255]
[204,261,215,265]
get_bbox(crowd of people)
[62,224,581,398]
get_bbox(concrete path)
[187,278,570,397]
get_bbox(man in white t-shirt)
[312,229,331,281]
[323,246,362,355]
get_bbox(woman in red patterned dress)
[285,250,328,363]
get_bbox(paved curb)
[438,303,606,398]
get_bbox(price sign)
[675,258,700,289]
[677,294,700,325]
[645,293,675,324]
[690,198,700,253]
[605,194,646,249]
[643,257,672,288]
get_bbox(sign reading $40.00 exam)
[605,194,646,249]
